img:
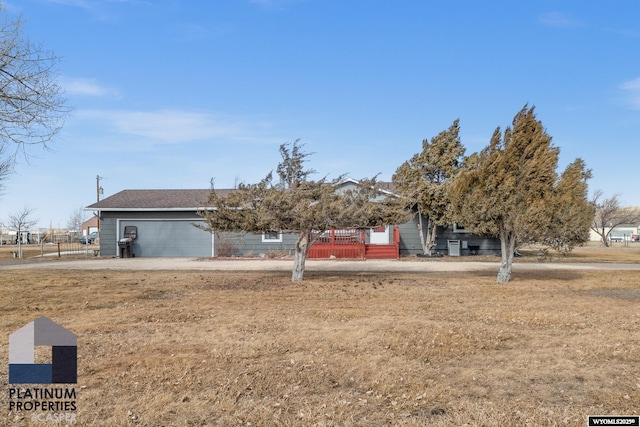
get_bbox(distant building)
[589,223,640,242]
[81,216,99,236]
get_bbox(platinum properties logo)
[8,317,77,423]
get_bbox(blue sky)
[1,0,639,228]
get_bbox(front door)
[369,225,389,245]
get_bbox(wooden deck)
[307,228,399,259]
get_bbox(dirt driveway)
[2,257,639,272]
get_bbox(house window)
[262,231,283,243]
[453,223,467,233]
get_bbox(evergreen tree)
[450,106,590,283]
[199,141,406,281]
[392,120,464,255]
[546,159,594,253]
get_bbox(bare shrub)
[264,248,286,259]
[215,240,237,257]
[215,232,242,257]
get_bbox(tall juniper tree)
[546,159,594,253]
[393,120,464,255]
[449,106,592,283]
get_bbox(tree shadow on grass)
[508,269,586,282]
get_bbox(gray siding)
[119,219,212,257]
[100,211,299,258]
[398,216,424,256]
[98,210,501,258]
[99,211,211,257]
[397,213,501,256]
[97,215,117,257]
[433,226,501,256]
[214,232,300,257]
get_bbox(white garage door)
[119,220,213,257]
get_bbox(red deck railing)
[308,229,366,259]
[307,227,399,259]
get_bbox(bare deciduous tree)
[0,142,10,196]
[66,207,86,233]
[591,191,640,246]
[7,206,37,258]
[0,8,69,189]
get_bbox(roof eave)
[83,207,215,212]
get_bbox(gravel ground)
[2,256,639,272]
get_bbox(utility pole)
[96,175,103,202]
[96,175,103,233]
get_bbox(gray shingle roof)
[86,182,396,211]
[86,189,231,210]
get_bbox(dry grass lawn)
[0,263,638,426]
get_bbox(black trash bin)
[118,226,137,258]
[118,238,133,258]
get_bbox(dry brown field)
[0,246,639,426]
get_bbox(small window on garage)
[262,231,282,243]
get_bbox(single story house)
[86,183,501,258]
